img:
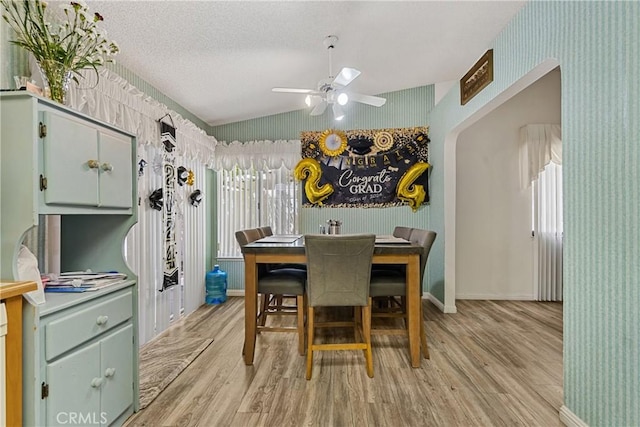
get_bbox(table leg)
[244,253,258,365]
[6,295,23,426]
[406,254,421,368]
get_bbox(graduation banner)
[161,121,179,290]
[295,127,430,211]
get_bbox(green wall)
[212,86,434,142]
[426,1,638,425]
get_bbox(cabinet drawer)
[45,291,133,361]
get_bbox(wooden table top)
[0,280,38,300]
[243,235,422,256]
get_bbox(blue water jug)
[205,265,227,304]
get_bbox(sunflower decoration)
[318,129,347,157]
[373,131,394,152]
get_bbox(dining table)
[241,234,424,368]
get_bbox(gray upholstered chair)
[375,226,413,275]
[393,226,413,240]
[369,228,437,359]
[257,226,273,237]
[235,228,307,355]
[304,234,376,379]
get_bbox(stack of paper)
[44,272,127,292]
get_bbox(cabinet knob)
[96,315,109,325]
[101,162,114,172]
[87,159,100,169]
[90,377,103,388]
[104,368,116,378]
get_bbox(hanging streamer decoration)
[159,117,179,290]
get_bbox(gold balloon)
[294,158,334,206]
[396,162,430,212]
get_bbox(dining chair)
[304,234,376,379]
[235,228,307,355]
[258,226,273,237]
[369,228,437,359]
[393,226,413,240]
[375,226,414,275]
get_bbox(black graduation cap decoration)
[149,188,163,211]
[177,166,188,186]
[138,159,147,176]
[189,189,203,207]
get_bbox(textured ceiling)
[86,1,526,126]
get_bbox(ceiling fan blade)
[349,92,387,107]
[272,87,316,94]
[332,67,361,87]
[310,101,328,116]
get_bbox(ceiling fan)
[272,35,386,120]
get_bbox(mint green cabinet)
[41,110,132,209]
[24,284,138,427]
[0,92,138,279]
[0,93,139,426]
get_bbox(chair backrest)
[305,234,375,307]
[235,228,268,275]
[259,226,273,237]
[393,226,413,240]
[235,228,262,253]
[408,228,437,282]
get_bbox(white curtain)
[63,67,218,166]
[521,124,563,302]
[213,139,301,171]
[519,124,562,190]
[533,162,563,301]
[213,139,302,258]
[217,166,300,258]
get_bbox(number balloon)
[294,158,334,206]
[396,162,430,212]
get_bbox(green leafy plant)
[1,0,119,85]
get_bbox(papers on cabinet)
[43,271,127,292]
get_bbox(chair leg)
[354,306,362,341]
[258,294,268,328]
[305,306,315,380]
[297,295,305,355]
[363,298,374,378]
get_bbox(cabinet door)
[42,111,100,206]
[98,131,133,208]
[100,324,134,426]
[46,341,102,426]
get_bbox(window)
[217,166,300,257]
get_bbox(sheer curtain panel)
[521,124,563,302]
[217,166,300,258]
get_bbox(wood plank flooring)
[124,298,563,427]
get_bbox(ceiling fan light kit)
[273,35,386,120]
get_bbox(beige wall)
[455,68,561,299]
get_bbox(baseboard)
[559,405,589,427]
[424,293,457,313]
[455,293,536,301]
[227,289,245,297]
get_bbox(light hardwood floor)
[124,297,563,427]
